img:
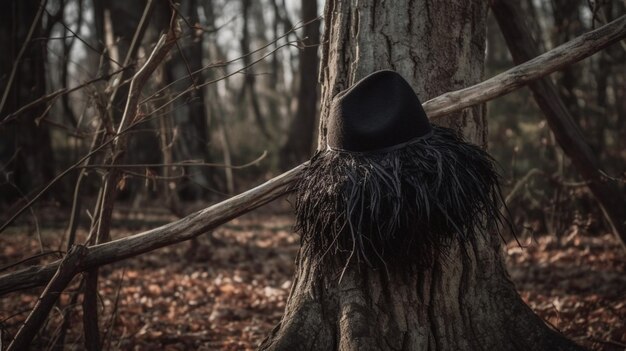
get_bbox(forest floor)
[0,202,625,351]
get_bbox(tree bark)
[261,1,584,350]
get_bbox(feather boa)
[294,126,510,271]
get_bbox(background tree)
[0,1,57,204]
[486,0,626,240]
[164,0,213,200]
[279,0,320,169]
[492,0,626,249]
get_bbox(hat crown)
[327,70,432,152]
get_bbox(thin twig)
[0,309,32,325]
[143,40,299,122]
[140,17,320,105]
[46,7,123,68]
[77,151,267,170]
[175,39,197,89]
[504,168,544,207]
[588,337,626,349]
[104,0,155,113]
[0,251,64,273]
[0,67,131,125]
[101,270,125,351]
[63,120,105,250]
[0,131,114,234]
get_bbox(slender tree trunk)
[261,1,583,350]
[95,0,147,114]
[201,0,235,194]
[279,0,320,169]
[163,0,213,200]
[240,0,272,140]
[0,0,56,204]
[550,0,585,127]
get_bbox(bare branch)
[48,7,123,68]
[104,0,157,116]
[491,0,626,250]
[139,17,320,106]
[143,40,299,122]
[0,67,131,126]
[77,150,267,170]
[425,14,626,119]
[80,13,181,349]
[0,251,64,273]
[0,19,180,235]
[0,164,302,296]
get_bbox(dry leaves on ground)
[0,208,624,350]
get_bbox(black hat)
[327,70,433,152]
[295,70,508,275]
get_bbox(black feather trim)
[294,126,509,272]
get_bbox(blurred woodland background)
[1,0,625,234]
[0,0,625,350]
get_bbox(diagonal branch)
[1,14,625,296]
[490,0,626,250]
[424,14,626,119]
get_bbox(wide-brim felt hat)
[295,70,508,272]
[327,70,433,153]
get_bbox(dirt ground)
[0,204,625,350]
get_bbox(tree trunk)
[279,0,320,169]
[240,0,272,140]
[0,0,56,204]
[163,0,213,200]
[261,1,583,350]
[550,0,584,127]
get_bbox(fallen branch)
[6,245,88,351]
[0,164,302,295]
[0,15,625,296]
[425,14,626,118]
